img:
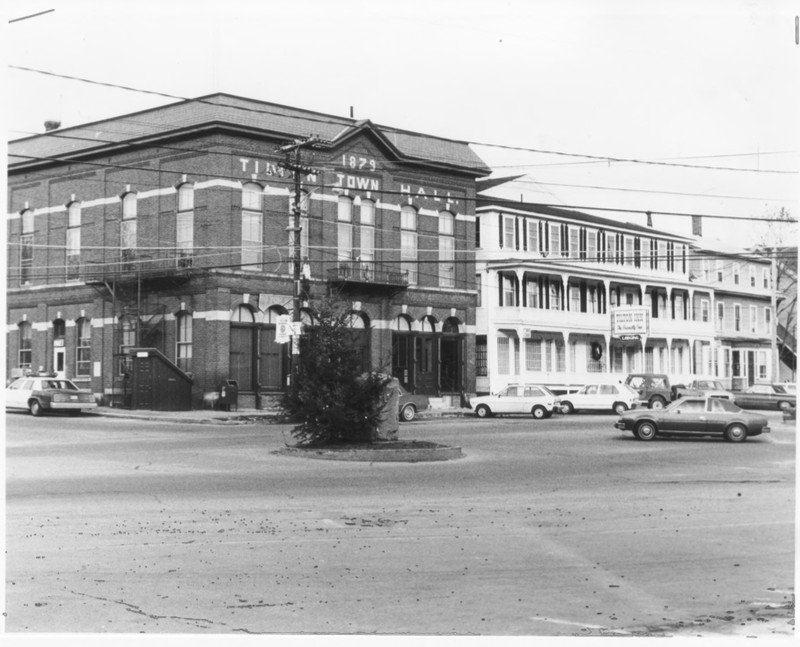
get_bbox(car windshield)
[710,398,742,413]
[772,385,788,394]
[540,386,555,396]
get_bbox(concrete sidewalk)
[88,405,471,424]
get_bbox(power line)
[8,9,54,23]
[8,151,798,226]
[8,64,798,175]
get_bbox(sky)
[4,0,799,248]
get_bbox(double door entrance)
[392,332,464,396]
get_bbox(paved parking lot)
[4,409,795,636]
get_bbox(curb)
[274,443,464,462]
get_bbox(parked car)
[398,386,429,422]
[624,373,676,409]
[469,384,560,419]
[674,379,734,401]
[559,382,639,415]
[6,376,97,416]
[783,405,796,423]
[614,396,770,442]
[733,383,796,411]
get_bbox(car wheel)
[560,401,574,414]
[399,404,416,422]
[475,404,491,418]
[531,405,546,419]
[613,402,628,415]
[649,396,667,410]
[724,423,747,443]
[635,421,657,441]
[29,400,43,417]
[777,401,791,411]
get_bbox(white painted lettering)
[239,158,250,172]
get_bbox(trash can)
[219,379,239,411]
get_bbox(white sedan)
[559,382,639,415]
[6,376,97,416]
[470,384,560,419]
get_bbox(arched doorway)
[440,317,464,394]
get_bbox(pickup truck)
[624,373,704,409]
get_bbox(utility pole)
[771,247,779,382]
[277,136,324,383]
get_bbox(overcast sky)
[5,0,798,247]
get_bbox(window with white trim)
[749,305,757,333]
[762,267,770,289]
[764,306,772,334]
[401,205,418,284]
[18,322,32,369]
[700,299,710,323]
[733,263,740,285]
[177,184,194,266]
[176,312,192,373]
[337,195,354,264]
[734,304,741,331]
[121,193,137,256]
[241,183,263,269]
[67,202,81,280]
[527,218,538,254]
[717,301,725,328]
[359,198,375,278]
[20,209,34,284]
[497,335,511,374]
[76,318,92,377]
[503,215,515,249]
[439,211,455,288]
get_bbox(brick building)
[7,94,489,409]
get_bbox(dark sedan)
[614,396,770,443]
[733,383,796,411]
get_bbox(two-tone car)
[469,384,560,419]
[733,383,796,411]
[614,396,770,443]
[6,376,97,416]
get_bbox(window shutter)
[498,214,503,248]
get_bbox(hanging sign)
[275,315,292,344]
[611,307,649,338]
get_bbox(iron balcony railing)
[81,249,194,282]
[326,261,409,288]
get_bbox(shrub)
[281,301,391,446]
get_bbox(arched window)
[177,184,194,266]
[241,183,263,269]
[53,318,66,339]
[346,312,368,329]
[359,199,375,277]
[20,209,34,285]
[265,306,288,324]
[67,202,81,280]
[300,308,317,326]
[394,314,413,332]
[18,322,32,369]
[176,312,192,373]
[439,211,455,288]
[401,205,418,284]
[121,193,137,257]
[337,196,354,266]
[421,315,437,332]
[442,317,460,334]
[231,305,256,323]
[76,318,92,377]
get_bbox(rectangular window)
[527,218,538,253]
[701,299,710,323]
[633,237,641,268]
[439,212,455,288]
[550,223,560,257]
[20,234,33,284]
[615,233,624,264]
[502,275,515,307]
[526,338,542,371]
[749,266,756,287]
[666,241,675,272]
[526,279,539,308]
[549,283,561,310]
[176,314,192,373]
[569,226,579,259]
[555,339,565,372]
[476,335,487,376]
[67,203,81,280]
[734,263,740,285]
[765,306,772,333]
[650,239,658,269]
[716,260,724,282]
[749,305,757,333]
[763,268,770,289]
[241,211,263,269]
[569,286,580,312]
[587,230,597,261]
[734,304,741,331]
[625,236,634,266]
[497,336,510,374]
[177,211,193,265]
[607,233,615,264]
[758,351,768,380]
[503,216,515,249]
[717,301,725,328]
[645,347,654,372]
[76,319,92,377]
[657,241,667,270]
[401,207,417,284]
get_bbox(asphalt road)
[4,408,795,637]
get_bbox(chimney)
[44,120,61,132]
[691,215,703,237]
[646,211,653,227]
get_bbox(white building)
[474,197,773,394]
